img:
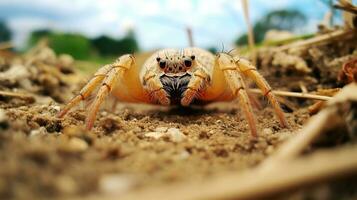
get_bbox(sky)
[0,0,350,50]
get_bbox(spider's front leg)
[234,57,289,128]
[57,55,135,130]
[216,53,258,137]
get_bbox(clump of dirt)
[0,41,80,106]
[257,29,357,91]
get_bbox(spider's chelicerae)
[58,48,288,136]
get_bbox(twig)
[186,27,194,47]
[264,105,339,164]
[299,81,308,93]
[249,89,333,101]
[0,90,35,102]
[241,0,257,65]
[275,29,356,52]
[334,0,357,14]
[98,145,357,200]
[308,101,325,115]
[263,83,357,164]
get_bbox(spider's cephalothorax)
[58,47,288,136]
[154,50,200,105]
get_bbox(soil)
[0,31,356,200]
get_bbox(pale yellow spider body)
[58,47,288,136]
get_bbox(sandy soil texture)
[0,32,356,199]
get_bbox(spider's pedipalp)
[181,68,210,106]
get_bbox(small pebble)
[30,126,47,137]
[177,150,190,160]
[0,109,7,123]
[263,128,273,135]
[155,126,168,132]
[101,111,108,116]
[30,127,47,137]
[265,145,275,155]
[145,132,166,139]
[99,174,136,195]
[62,125,84,137]
[166,128,186,142]
[50,105,61,112]
[68,138,88,152]
[144,127,186,142]
[55,175,77,195]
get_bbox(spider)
[57,48,288,136]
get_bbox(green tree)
[92,30,140,56]
[91,36,117,55]
[28,30,92,59]
[28,29,51,46]
[0,21,11,42]
[117,30,140,54]
[49,33,91,59]
[236,9,307,45]
[28,29,140,59]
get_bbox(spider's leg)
[234,57,289,128]
[57,66,109,118]
[57,55,135,130]
[181,68,210,106]
[216,53,258,137]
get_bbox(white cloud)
[7,17,54,48]
[1,0,332,50]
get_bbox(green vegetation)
[51,34,91,60]
[236,9,307,46]
[92,30,139,56]
[0,21,11,43]
[28,29,140,60]
[31,31,92,59]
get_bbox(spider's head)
[156,52,196,105]
[156,54,195,74]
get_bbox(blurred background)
[0,0,354,64]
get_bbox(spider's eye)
[190,55,195,60]
[156,57,161,62]
[184,59,192,67]
[159,61,166,69]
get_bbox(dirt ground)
[0,31,356,200]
